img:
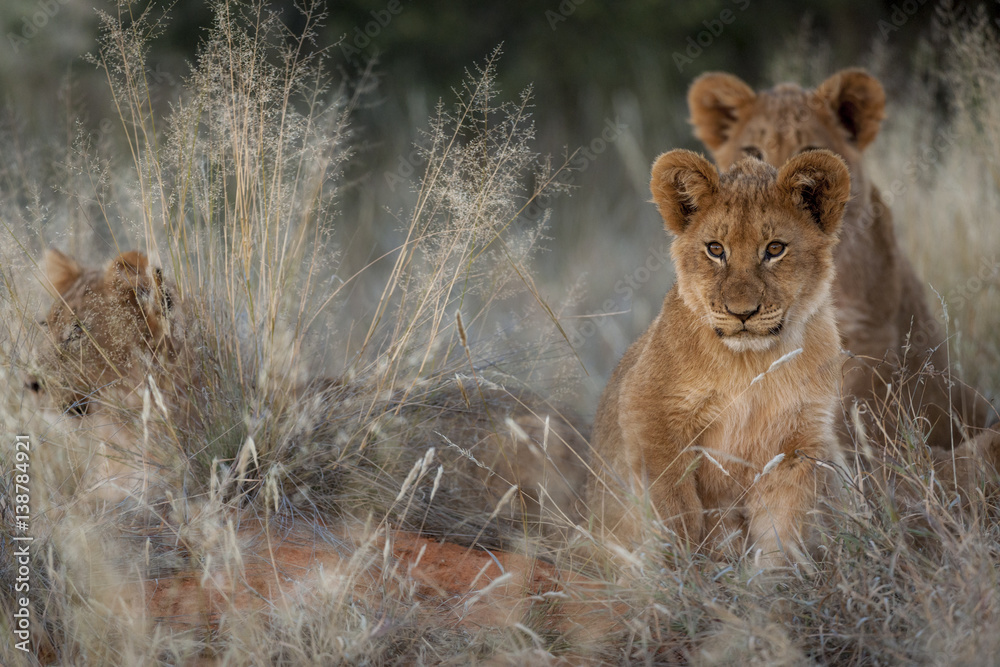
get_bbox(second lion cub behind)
[588,149,850,566]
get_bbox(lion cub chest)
[691,377,806,509]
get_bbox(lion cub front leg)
[625,427,706,548]
[745,430,829,569]
[647,464,705,549]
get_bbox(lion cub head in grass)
[588,149,850,568]
[31,248,176,414]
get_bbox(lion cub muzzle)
[705,247,787,351]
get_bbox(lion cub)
[33,248,176,414]
[588,149,850,566]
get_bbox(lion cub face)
[33,248,174,413]
[652,150,850,353]
[687,68,884,184]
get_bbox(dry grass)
[1,1,999,665]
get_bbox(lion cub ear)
[815,68,885,151]
[688,72,757,151]
[43,248,83,296]
[650,150,720,235]
[777,150,851,236]
[106,251,150,294]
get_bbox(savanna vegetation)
[1,1,999,664]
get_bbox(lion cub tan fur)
[588,149,851,565]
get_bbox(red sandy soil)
[138,524,624,663]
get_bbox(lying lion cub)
[30,249,590,534]
[588,149,851,566]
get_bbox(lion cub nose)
[726,304,760,323]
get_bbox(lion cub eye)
[62,322,83,346]
[706,242,725,259]
[741,146,763,160]
[764,241,786,260]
